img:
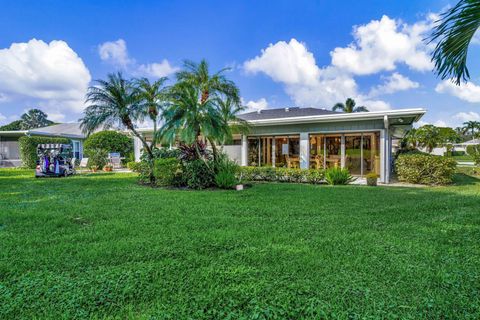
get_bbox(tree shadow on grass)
[453,173,480,186]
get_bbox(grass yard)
[452,154,474,161]
[1,169,480,319]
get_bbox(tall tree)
[332,98,368,113]
[20,109,53,129]
[80,72,163,185]
[462,120,480,137]
[215,97,249,144]
[133,77,169,146]
[429,0,480,84]
[174,59,241,160]
[414,125,442,153]
[0,120,23,131]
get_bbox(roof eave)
[246,109,427,126]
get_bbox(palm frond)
[429,0,480,84]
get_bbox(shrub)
[451,150,466,156]
[396,154,456,185]
[238,166,325,184]
[127,161,150,184]
[366,172,378,186]
[18,136,70,168]
[183,159,214,189]
[153,158,183,187]
[178,142,211,162]
[325,167,354,185]
[83,131,133,163]
[466,145,480,165]
[86,148,108,170]
[140,147,181,162]
[214,156,239,189]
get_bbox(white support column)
[133,136,142,162]
[386,133,392,183]
[340,134,345,168]
[241,135,248,166]
[379,129,386,183]
[272,137,276,167]
[300,132,309,169]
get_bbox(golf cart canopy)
[37,144,72,150]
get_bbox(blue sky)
[0,0,479,128]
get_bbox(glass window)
[345,135,362,175]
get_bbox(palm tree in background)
[429,0,480,84]
[134,77,169,146]
[20,109,53,129]
[215,97,250,144]
[462,120,480,137]
[174,59,241,160]
[332,98,369,113]
[80,73,162,185]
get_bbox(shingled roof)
[238,107,339,121]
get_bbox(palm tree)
[133,77,169,146]
[332,98,368,113]
[20,109,53,129]
[462,120,480,137]
[429,0,480,84]
[160,82,224,161]
[174,59,242,160]
[215,97,250,144]
[80,72,161,185]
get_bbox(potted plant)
[86,148,108,173]
[366,172,378,186]
[103,164,113,172]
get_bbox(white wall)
[221,145,242,164]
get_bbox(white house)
[133,107,426,183]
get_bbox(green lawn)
[1,169,479,319]
[452,154,474,161]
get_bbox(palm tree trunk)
[208,137,218,164]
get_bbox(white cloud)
[136,59,179,78]
[243,38,386,110]
[369,72,419,96]
[454,111,480,122]
[243,98,269,113]
[98,39,177,78]
[0,113,6,124]
[0,39,91,118]
[435,80,480,102]
[244,38,320,86]
[331,15,433,75]
[98,39,132,67]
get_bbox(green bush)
[325,167,354,185]
[84,131,133,163]
[140,147,181,162]
[18,136,70,168]
[86,148,108,170]
[214,156,239,189]
[153,158,183,187]
[396,154,456,185]
[238,166,325,184]
[127,161,151,184]
[466,145,480,165]
[183,159,214,189]
[451,150,466,156]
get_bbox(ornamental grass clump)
[325,167,354,185]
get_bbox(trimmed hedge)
[396,154,456,185]
[84,131,133,163]
[153,158,183,187]
[18,136,70,168]
[238,166,325,184]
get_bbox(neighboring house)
[0,123,86,167]
[133,107,426,183]
[425,138,480,156]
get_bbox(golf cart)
[35,144,75,177]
